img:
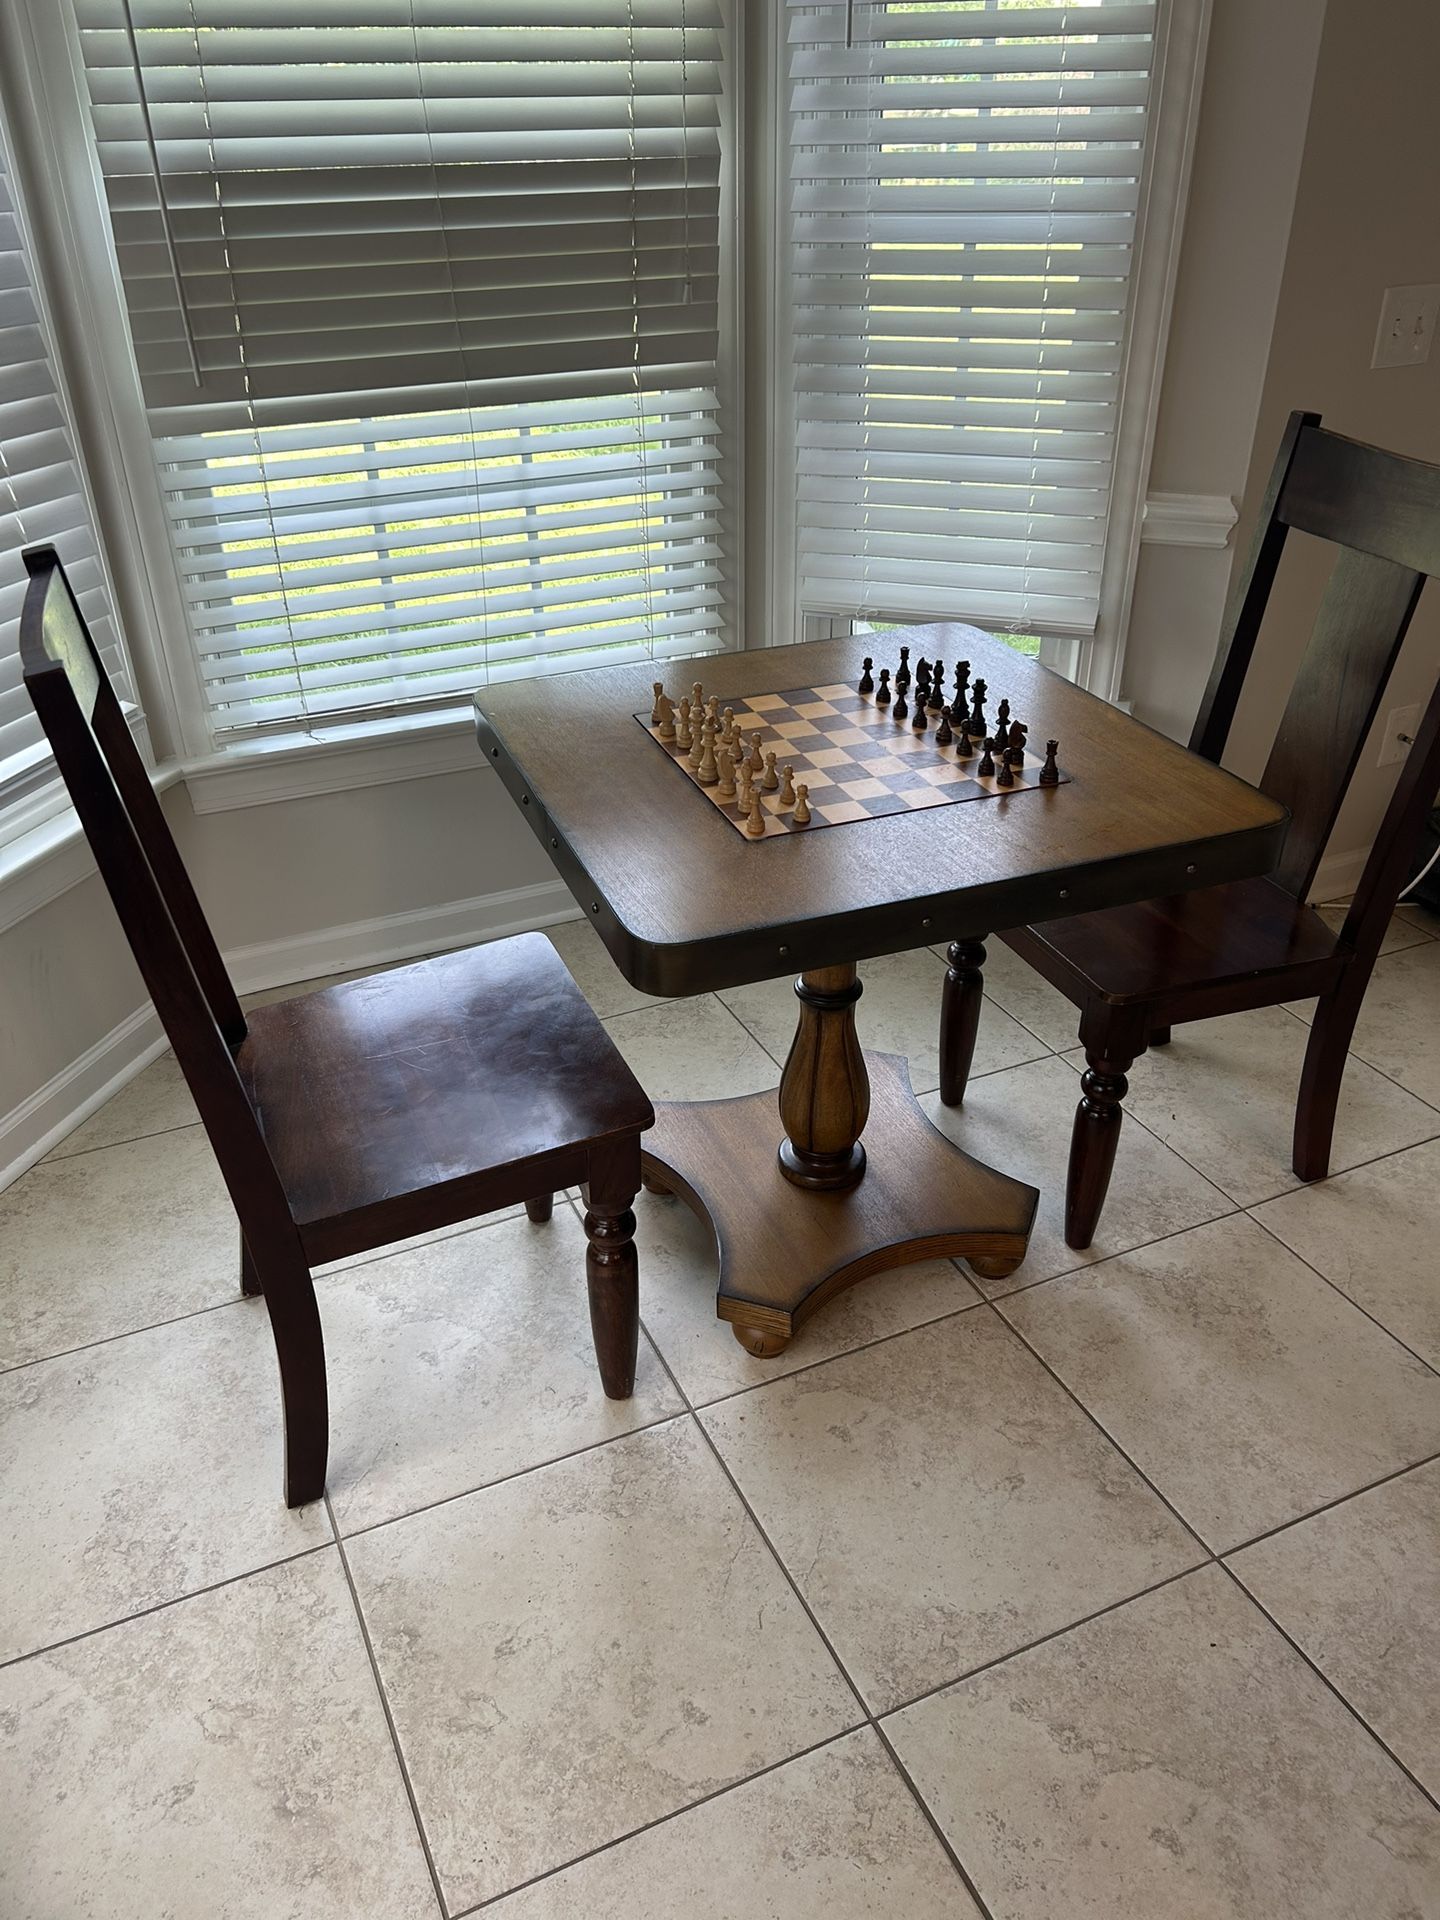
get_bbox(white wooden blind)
[76,0,728,736]
[787,0,1157,635]
[0,139,127,787]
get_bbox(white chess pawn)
[778,764,797,807]
[676,697,692,751]
[762,749,780,793]
[793,783,812,826]
[744,791,767,838]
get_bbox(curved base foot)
[646,1053,1038,1357]
[732,1324,791,1358]
[966,1251,1026,1282]
[641,1168,675,1198]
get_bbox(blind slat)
[787,0,1155,631]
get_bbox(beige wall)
[1122,0,1324,744]
[1128,0,1440,892]
[1222,0,1440,876]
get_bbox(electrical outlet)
[1372,285,1440,368]
[1378,702,1422,767]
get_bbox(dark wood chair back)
[20,546,295,1240]
[1190,410,1440,903]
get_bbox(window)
[76,0,729,740]
[0,120,129,820]
[782,0,1159,646]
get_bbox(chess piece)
[953,659,970,715]
[995,698,1011,744]
[935,704,954,747]
[915,657,931,695]
[697,720,719,785]
[717,747,736,800]
[970,678,987,737]
[956,721,975,760]
[995,753,1015,789]
[1006,721,1028,768]
[875,667,892,706]
[721,705,736,750]
[737,758,754,811]
[778,763,797,807]
[747,733,764,776]
[691,681,704,716]
[686,714,705,769]
[762,749,780,792]
[676,697,692,751]
[1038,739,1061,786]
[858,657,875,695]
[893,682,909,721]
[978,736,996,778]
[911,696,928,733]
[744,791,767,838]
[929,659,945,712]
[653,689,676,740]
[651,681,666,724]
[895,645,912,692]
[792,782,812,826]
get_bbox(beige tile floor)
[2,913,1439,1917]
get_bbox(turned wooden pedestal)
[642,964,1037,1355]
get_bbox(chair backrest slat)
[1188,412,1440,917]
[21,548,291,1235]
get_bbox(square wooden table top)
[474,625,1288,997]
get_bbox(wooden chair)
[939,412,1440,1250]
[21,547,654,1507]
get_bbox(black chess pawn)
[858,656,874,695]
[875,667,891,706]
[977,736,996,778]
[893,681,909,721]
[928,659,946,712]
[969,678,987,737]
[995,697,1011,743]
[955,719,974,759]
[1038,738,1060,786]
[995,752,1015,789]
[911,696,928,733]
[935,704,954,746]
[895,645,912,693]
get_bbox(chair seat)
[236,932,653,1244]
[1013,875,1345,1008]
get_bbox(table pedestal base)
[641,1051,1038,1355]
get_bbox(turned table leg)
[777,963,870,1192]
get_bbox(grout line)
[40,1116,203,1166]
[1215,1556,1440,1816]
[983,1297,1217,1561]
[451,1727,865,1915]
[325,1494,449,1919]
[965,1205,1245,1310]
[869,1719,999,1920]
[0,1539,336,1675]
[1244,1212,1440,1380]
[1219,1447,1440,1559]
[0,1291,249,1381]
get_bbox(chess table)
[474,627,1287,1356]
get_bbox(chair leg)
[247,1242,329,1508]
[1066,1046,1136,1250]
[240,1233,263,1297]
[582,1140,641,1400]
[1149,1024,1172,1046]
[939,936,987,1106]
[1293,973,1365,1182]
[524,1193,555,1224]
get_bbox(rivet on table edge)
[1059,888,1070,898]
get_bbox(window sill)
[181,707,487,816]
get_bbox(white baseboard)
[1309,846,1371,905]
[0,879,584,1192]
[0,1003,167,1193]
[223,878,581,995]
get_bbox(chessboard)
[637,670,1069,840]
